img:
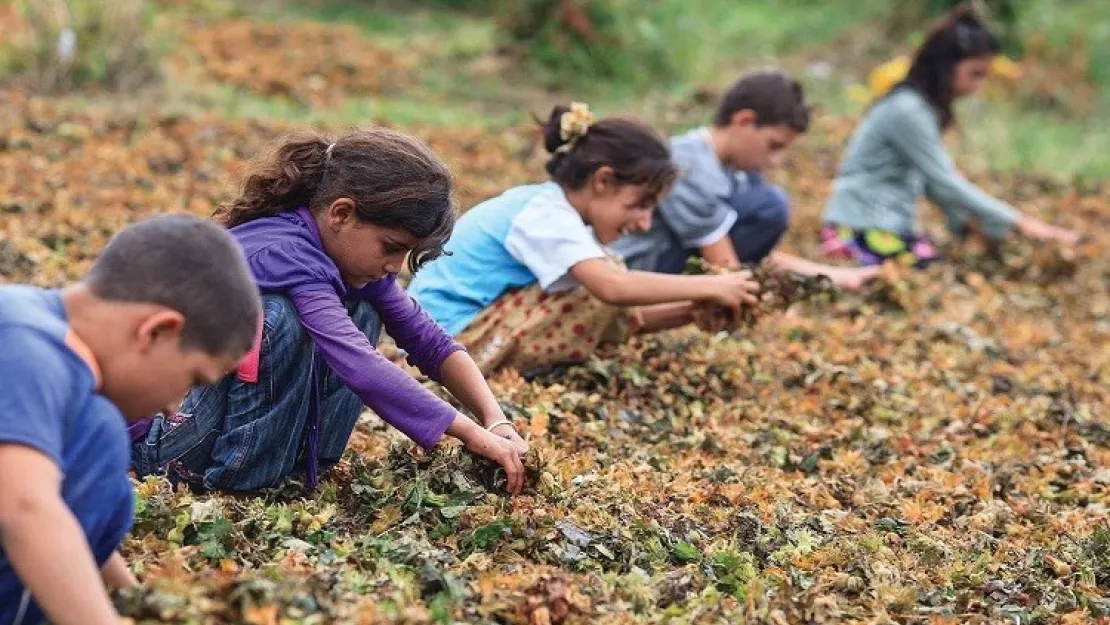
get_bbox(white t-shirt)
[503,184,608,293]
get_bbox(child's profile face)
[319,199,419,288]
[724,114,799,172]
[952,55,993,97]
[101,319,242,420]
[585,172,662,244]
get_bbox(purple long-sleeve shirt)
[232,207,463,449]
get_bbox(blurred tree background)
[1,0,1107,178]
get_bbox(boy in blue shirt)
[610,69,879,290]
[0,215,260,625]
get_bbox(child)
[131,128,530,495]
[0,215,260,625]
[408,104,762,376]
[822,8,1077,267]
[608,70,878,290]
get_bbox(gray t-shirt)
[609,127,750,271]
[822,88,1019,239]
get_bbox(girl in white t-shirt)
[409,104,761,375]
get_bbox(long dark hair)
[540,105,677,205]
[215,128,456,273]
[895,6,1001,129]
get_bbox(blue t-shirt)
[0,286,133,625]
[409,182,607,336]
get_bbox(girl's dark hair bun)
[541,104,573,154]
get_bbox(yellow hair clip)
[557,102,595,153]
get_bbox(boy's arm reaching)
[101,551,138,590]
[0,443,120,625]
[699,230,878,291]
[699,235,742,270]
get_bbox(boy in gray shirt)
[610,70,877,290]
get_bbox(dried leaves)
[683,256,839,333]
[0,93,532,286]
[1,16,1109,623]
[167,20,412,107]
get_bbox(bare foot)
[824,265,881,291]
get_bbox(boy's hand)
[101,551,138,590]
[0,444,121,625]
[821,265,881,291]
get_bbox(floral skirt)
[820,224,941,268]
[457,283,640,377]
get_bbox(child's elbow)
[586,278,627,306]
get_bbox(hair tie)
[557,102,595,153]
[325,142,336,161]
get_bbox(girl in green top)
[822,8,1077,267]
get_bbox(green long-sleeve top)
[823,87,1019,240]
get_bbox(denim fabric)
[650,172,791,274]
[131,294,382,491]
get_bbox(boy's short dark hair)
[85,214,260,356]
[713,69,811,132]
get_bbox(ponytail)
[215,132,332,228]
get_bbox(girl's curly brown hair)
[215,128,456,273]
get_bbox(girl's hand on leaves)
[489,422,529,454]
[1017,217,1079,246]
[704,270,761,309]
[463,428,526,495]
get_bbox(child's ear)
[326,198,357,230]
[136,310,186,353]
[730,109,758,129]
[591,166,616,195]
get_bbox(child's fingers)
[500,429,530,453]
[505,453,524,494]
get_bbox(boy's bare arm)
[0,443,121,625]
[101,551,138,590]
[699,236,742,270]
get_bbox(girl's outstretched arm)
[569,257,760,310]
[291,288,458,449]
[438,351,529,452]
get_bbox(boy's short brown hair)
[713,69,811,132]
[85,214,260,357]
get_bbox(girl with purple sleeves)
[131,129,529,495]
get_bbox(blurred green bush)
[496,0,681,89]
[0,0,166,93]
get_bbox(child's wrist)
[447,412,482,441]
[477,407,508,428]
[695,276,718,300]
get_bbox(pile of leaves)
[682,256,840,333]
[166,19,413,108]
[0,91,533,285]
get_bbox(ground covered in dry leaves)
[1,15,1109,625]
